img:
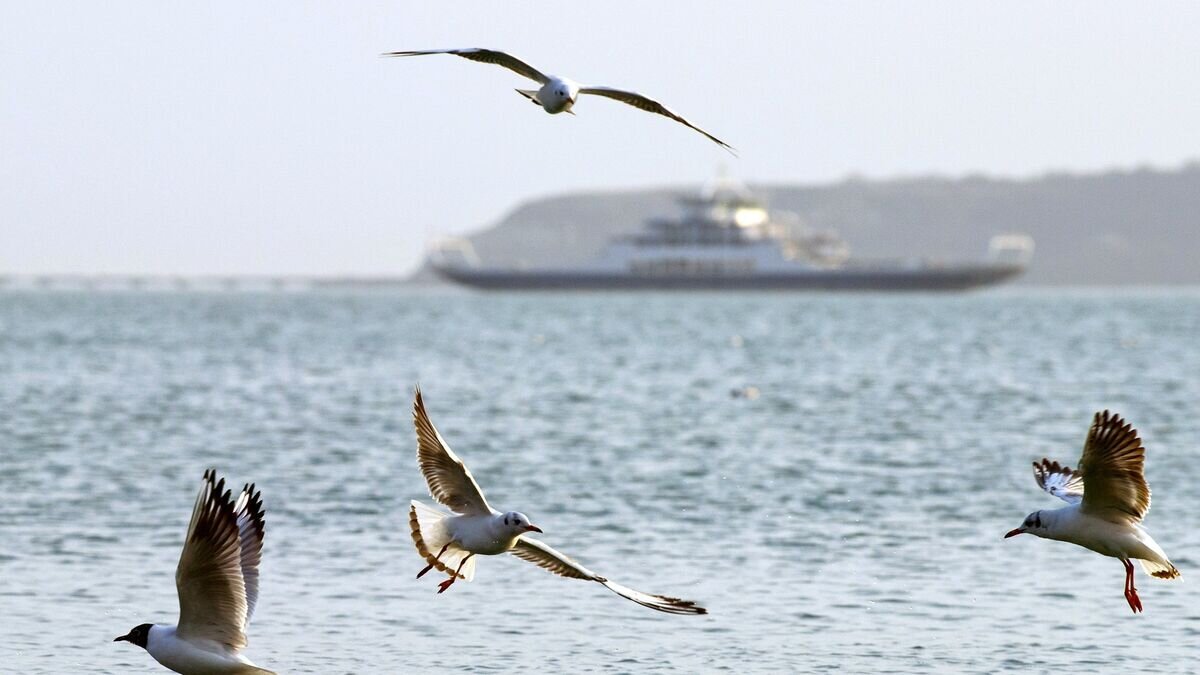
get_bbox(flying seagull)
[382,48,735,154]
[115,470,274,674]
[407,387,707,615]
[1005,411,1180,613]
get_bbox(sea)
[1,287,1197,673]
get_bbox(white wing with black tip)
[1033,458,1084,504]
[233,482,265,626]
[382,48,549,84]
[578,86,735,153]
[175,470,252,649]
[412,387,494,516]
[511,536,707,615]
[1078,410,1151,521]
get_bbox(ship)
[429,177,1033,291]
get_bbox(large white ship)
[430,177,1032,291]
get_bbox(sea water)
[1,288,1197,673]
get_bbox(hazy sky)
[3,2,1199,276]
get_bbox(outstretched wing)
[1078,410,1151,521]
[578,86,735,153]
[233,483,265,627]
[1032,458,1084,504]
[175,470,250,650]
[511,537,706,615]
[382,48,549,84]
[412,387,493,515]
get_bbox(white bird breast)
[539,77,578,114]
[147,625,253,673]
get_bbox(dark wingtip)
[1096,409,1130,429]
[413,385,425,418]
[654,594,708,615]
[676,599,708,615]
[1091,409,1140,442]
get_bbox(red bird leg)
[417,543,451,579]
[437,553,474,594]
[1122,559,1143,613]
[1118,557,1137,610]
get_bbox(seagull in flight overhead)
[115,470,274,674]
[1005,411,1180,613]
[406,387,707,615]
[382,48,735,153]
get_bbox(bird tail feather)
[409,500,476,581]
[1139,557,1181,580]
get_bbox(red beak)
[525,525,543,533]
[1004,528,1024,539]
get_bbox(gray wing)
[412,387,493,515]
[233,482,265,626]
[1078,410,1150,521]
[175,470,251,650]
[511,536,707,615]
[1032,458,1084,504]
[578,86,735,153]
[382,48,549,84]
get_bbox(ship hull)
[433,263,1025,291]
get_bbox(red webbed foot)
[1124,587,1143,613]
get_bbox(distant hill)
[414,163,1200,285]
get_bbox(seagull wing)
[381,48,549,84]
[175,470,250,650]
[1032,458,1084,504]
[578,86,735,153]
[413,387,493,515]
[511,536,707,615]
[1077,410,1151,521]
[233,482,265,626]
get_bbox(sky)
[2,1,1199,276]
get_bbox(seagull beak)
[114,633,131,643]
[1004,528,1024,539]
[525,524,543,533]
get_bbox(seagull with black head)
[1005,411,1180,613]
[115,470,273,674]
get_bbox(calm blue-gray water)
[1,288,1198,673]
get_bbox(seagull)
[382,48,735,153]
[1005,411,1180,613]
[115,470,274,674]
[406,387,707,615]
